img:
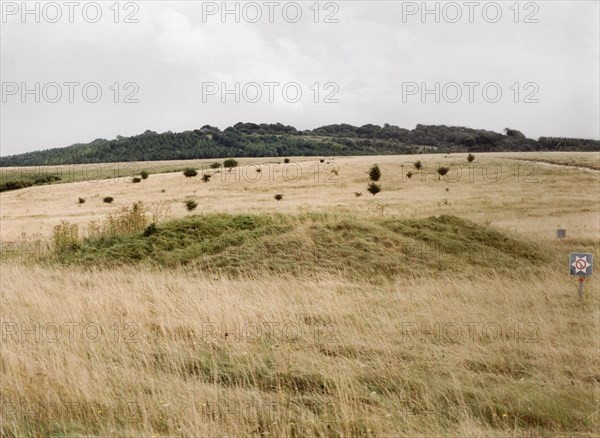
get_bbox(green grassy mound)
[54,213,549,279]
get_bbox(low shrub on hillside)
[185,200,198,211]
[183,168,198,178]
[0,180,33,192]
[143,223,158,237]
[33,175,61,184]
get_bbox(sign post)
[569,253,593,301]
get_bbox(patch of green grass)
[51,213,550,278]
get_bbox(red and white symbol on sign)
[572,256,589,274]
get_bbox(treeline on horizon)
[1,122,598,167]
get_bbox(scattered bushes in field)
[202,174,211,183]
[78,197,86,204]
[53,202,150,255]
[185,200,198,211]
[354,192,363,198]
[407,171,414,179]
[132,177,142,183]
[103,196,114,203]
[274,194,283,201]
[210,162,222,169]
[183,168,198,178]
[467,153,475,163]
[284,158,290,163]
[140,170,149,179]
[364,164,382,196]
[414,160,422,171]
[320,159,325,163]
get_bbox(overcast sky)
[1,1,599,156]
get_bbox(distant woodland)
[1,123,598,167]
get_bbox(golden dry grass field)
[1,152,599,437]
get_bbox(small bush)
[414,161,422,171]
[78,197,86,204]
[185,200,198,211]
[256,168,262,173]
[202,174,211,183]
[467,153,475,163]
[437,166,450,180]
[210,162,222,169]
[331,169,339,176]
[132,177,142,183]
[143,223,158,237]
[354,192,363,198]
[368,164,381,182]
[284,158,290,163]
[183,168,198,178]
[103,197,114,204]
[223,159,239,171]
[367,183,381,196]
[274,194,283,201]
[407,171,414,179]
[140,170,149,179]
[320,159,325,163]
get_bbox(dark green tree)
[223,159,239,171]
[368,164,381,182]
[367,183,381,196]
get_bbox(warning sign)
[570,253,593,276]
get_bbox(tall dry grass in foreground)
[1,261,598,437]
